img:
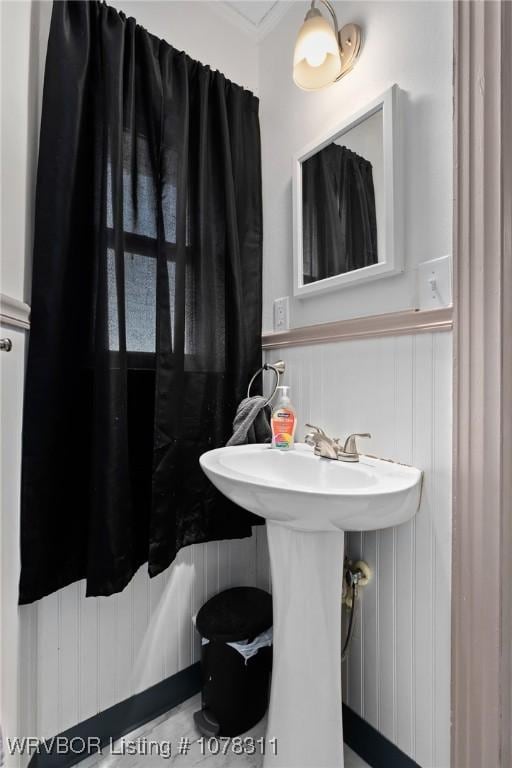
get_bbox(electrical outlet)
[273,296,290,332]
[416,255,452,309]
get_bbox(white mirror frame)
[293,84,403,298]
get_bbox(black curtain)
[302,143,378,282]
[19,0,263,604]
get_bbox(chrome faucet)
[304,424,341,459]
[304,425,371,463]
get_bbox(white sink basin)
[200,443,422,768]
[200,443,422,532]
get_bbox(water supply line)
[341,558,371,661]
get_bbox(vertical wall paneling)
[255,526,271,594]
[346,531,363,719]
[25,331,452,761]
[97,593,118,715]
[78,586,99,721]
[205,541,218,602]
[393,336,415,756]
[412,334,434,767]
[162,566,179,682]
[378,527,395,741]
[432,332,452,766]
[264,331,452,768]
[190,540,206,665]
[36,592,60,738]
[57,584,80,732]
[28,536,258,739]
[147,569,167,689]
[361,531,379,731]
[5,0,262,750]
[1,324,29,768]
[131,565,151,695]
[177,549,193,674]
[230,535,257,588]
[218,540,231,595]
[18,604,38,748]
[114,576,133,705]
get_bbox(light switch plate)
[416,255,452,309]
[273,296,290,332]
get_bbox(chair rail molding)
[452,2,512,767]
[262,307,452,349]
[0,293,31,330]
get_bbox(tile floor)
[79,694,370,768]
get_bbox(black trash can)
[193,587,273,737]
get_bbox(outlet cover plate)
[273,296,290,332]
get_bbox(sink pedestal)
[264,522,345,768]
[200,443,422,766]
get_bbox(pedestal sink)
[200,444,422,768]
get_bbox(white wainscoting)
[18,330,451,768]
[19,535,261,742]
[263,331,452,768]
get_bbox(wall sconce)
[293,1,362,90]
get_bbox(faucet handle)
[304,424,341,459]
[305,423,326,436]
[342,433,372,455]
[304,424,326,445]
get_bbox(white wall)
[0,323,28,767]
[259,0,453,331]
[259,3,453,766]
[28,538,260,741]
[0,0,261,758]
[109,1,259,95]
[2,3,453,765]
[263,332,452,768]
[1,1,49,762]
[1,1,37,302]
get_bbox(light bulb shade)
[293,12,342,90]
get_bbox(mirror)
[293,85,402,298]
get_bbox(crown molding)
[208,2,295,43]
[253,1,295,41]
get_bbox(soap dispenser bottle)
[271,385,297,450]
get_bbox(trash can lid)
[196,587,273,643]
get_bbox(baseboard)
[343,704,421,768]
[27,663,201,768]
[25,665,417,768]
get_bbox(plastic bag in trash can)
[202,626,273,664]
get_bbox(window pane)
[107,247,195,356]
[107,249,156,353]
[106,135,158,240]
